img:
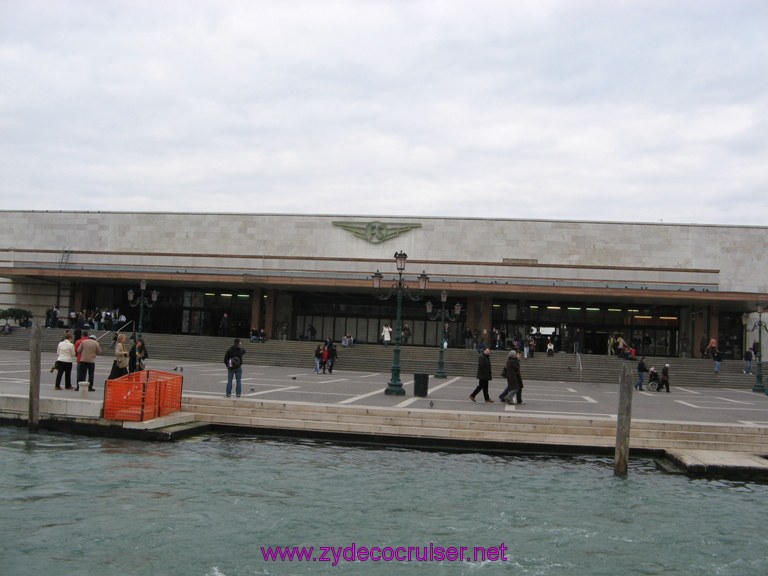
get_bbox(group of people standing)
[221,335,346,399]
[635,356,671,392]
[51,329,148,392]
[314,339,338,374]
[65,307,126,331]
[469,347,526,406]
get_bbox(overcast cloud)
[1,0,767,225]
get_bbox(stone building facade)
[1,211,766,358]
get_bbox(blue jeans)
[636,372,645,389]
[745,360,752,374]
[226,367,242,397]
[714,360,721,373]
[314,357,321,373]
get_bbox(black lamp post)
[127,280,158,339]
[425,290,462,379]
[742,304,768,394]
[373,251,428,395]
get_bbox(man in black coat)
[470,347,494,403]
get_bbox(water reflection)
[1,428,767,576]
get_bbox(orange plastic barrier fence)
[103,369,184,421]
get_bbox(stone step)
[184,410,768,452]
[179,398,768,452]
[122,411,197,430]
[197,411,766,446]
[180,396,768,436]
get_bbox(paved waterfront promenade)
[2,349,767,425]
[2,349,768,478]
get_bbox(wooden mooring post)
[614,363,634,477]
[29,321,42,431]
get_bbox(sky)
[1,0,767,225]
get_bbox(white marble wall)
[1,211,766,293]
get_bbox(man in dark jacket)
[470,347,494,403]
[224,338,245,398]
[659,363,671,393]
[635,357,649,391]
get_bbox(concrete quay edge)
[3,392,768,480]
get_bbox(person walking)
[499,350,524,405]
[658,363,671,392]
[76,334,101,392]
[128,338,149,373]
[325,338,337,374]
[743,348,753,375]
[470,347,494,403]
[615,334,627,358]
[73,328,85,381]
[464,328,474,350]
[704,337,715,359]
[320,344,329,373]
[635,356,649,391]
[108,333,130,379]
[402,324,411,345]
[53,332,76,390]
[219,313,229,337]
[313,345,322,373]
[224,338,245,398]
[713,348,722,375]
[381,323,392,346]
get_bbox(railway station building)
[1,210,766,359]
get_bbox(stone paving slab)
[2,349,767,427]
[665,449,768,479]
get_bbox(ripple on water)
[1,428,768,576]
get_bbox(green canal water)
[1,426,766,576]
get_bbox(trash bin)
[414,373,429,397]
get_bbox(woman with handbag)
[129,338,149,373]
[109,333,129,379]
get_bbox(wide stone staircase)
[0,327,756,388]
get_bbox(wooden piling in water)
[614,363,634,477]
[29,321,41,431]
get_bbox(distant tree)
[0,308,34,324]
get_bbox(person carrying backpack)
[224,338,245,398]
